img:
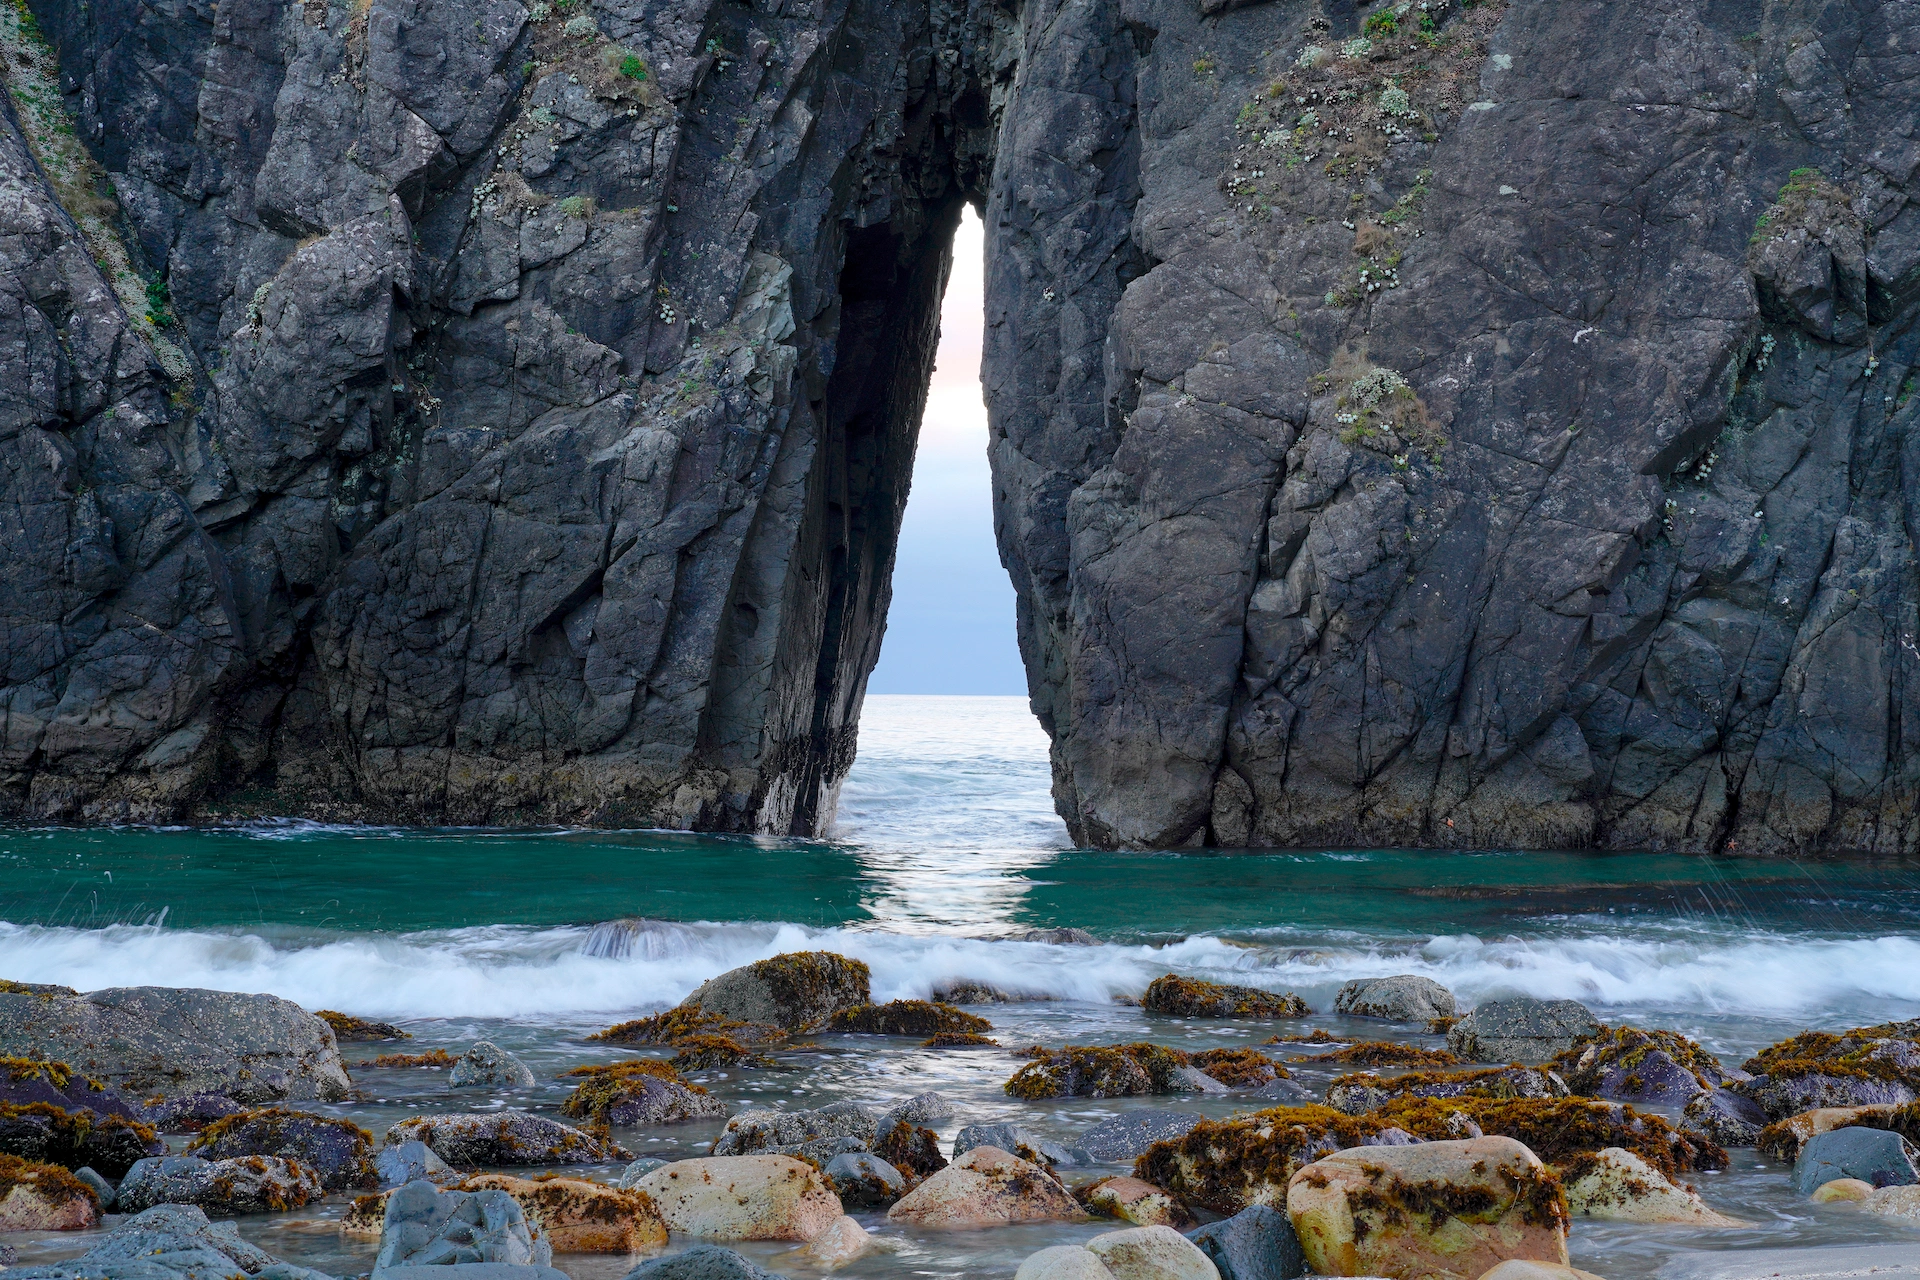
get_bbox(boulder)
[1682,1089,1770,1147]
[1756,1104,1901,1162]
[73,1165,115,1208]
[827,1002,991,1035]
[620,1157,670,1188]
[0,1154,99,1230]
[1326,1066,1566,1115]
[1081,1112,1205,1163]
[1142,977,1309,1020]
[1008,1044,1209,1099]
[459,1174,669,1254]
[1791,1126,1920,1195]
[680,952,871,1031]
[1287,1137,1569,1280]
[187,1106,376,1189]
[386,1112,630,1164]
[887,1145,1088,1228]
[1248,1079,1318,1105]
[621,1245,788,1279]
[1169,1067,1229,1095]
[0,1102,165,1176]
[954,1122,1091,1168]
[1551,1026,1729,1107]
[142,1093,246,1133]
[874,1091,957,1129]
[117,1153,322,1214]
[1562,1148,1745,1225]
[1446,999,1603,1064]
[1016,1247,1116,1280]
[1738,1022,1920,1119]
[0,1058,145,1122]
[712,1101,876,1156]
[0,1204,291,1280]
[0,986,350,1102]
[794,1214,875,1267]
[449,1043,536,1089]
[1185,1204,1305,1280]
[632,1154,842,1241]
[560,1062,726,1126]
[1334,976,1458,1023]
[932,980,1030,1004]
[1085,1226,1220,1280]
[1809,1177,1874,1202]
[873,1119,948,1178]
[375,1179,554,1272]
[378,1140,459,1188]
[1862,1184,1920,1220]
[825,1151,905,1206]
[1083,1175,1191,1228]
[316,1011,411,1041]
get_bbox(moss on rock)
[827,1001,991,1036]
[670,1035,773,1070]
[1191,1048,1287,1087]
[316,1011,411,1041]
[1317,1041,1460,1069]
[923,1032,1000,1048]
[1142,974,1310,1019]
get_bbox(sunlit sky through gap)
[867,207,1028,695]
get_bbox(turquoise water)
[4,696,1920,1277]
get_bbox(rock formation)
[1,0,1916,853]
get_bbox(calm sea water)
[3,694,1919,1276]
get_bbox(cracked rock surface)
[0,0,1916,854]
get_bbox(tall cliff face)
[1,0,1916,854]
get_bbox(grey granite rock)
[824,1151,905,1206]
[1077,1111,1203,1163]
[448,1043,535,1090]
[1333,977,1457,1023]
[71,1167,115,1209]
[0,987,349,1102]
[621,1246,788,1280]
[874,1091,956,1131]
[0,1205,285,1280]
[1186,1204,1306,1280]
[188,1107,377,1190]
[951,1123,1091,1168]
[384,1113,628,1165]
[377,1140,458,1189]
[1446,998,1603,1064]
[1791,1126,1920,1195]
[3,0,1917,858]
[116,1153,323,1214]
[375,1180,554,1274]
[617,1157,670,1189]
[601,1075,727,1126]
[710,1101,876,1157]
[1682,1088,1769,1148]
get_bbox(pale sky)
[867,208,1029,695]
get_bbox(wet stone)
[825,1151,905,1206]
[1791,1126,1920,1195]
[1078,1111,1204,1163]
[954,1122,1093,1168]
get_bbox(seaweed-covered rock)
[1333,976,1458,1023]
[1446,999,1602,1064]
[560,1061,727,1126]
[316,1012,411,1042]
[0,1102,164,1176]
[1137,1098,1723,1215]
[1008,1043,1251,1099]
[385,1112,630,1165]
[1325,1066,1568,1116]
[1738,1022,1920,1119]
[1757,1104,1905,1162]
[1079,1175,1192,1228]
[0,1057,144,1122]
[1185,1203,1304,1280]
[459,1174,669,1254]
[1081,1112,1205,1163]
[1791,1126,1920,1195]
[873,1119,947,1179]
[926,1033,1001,1048]
[825,1151,905,1206]
[932,981,1028,1005]
[1683,1088,1771,1148]
[681,953,871,1032]
[117,1153,322,1214]
[711,1102,876,1157]
[673,1037,775,1070]
[187,1106,377,1190]
[375,1178,554,1271]
[874,1092,956,1131]
[1551,1026,1731,1106]
[0,1153,99,1230]
[1289,1137,1568,1280]
[1561,1147,1745,1225]
[142,1093,246,1133]
[1142,976,1309,1020]
[1190,1049,1285,1088]
[827,1002,991,1036]
[449,1043,535,1089]
[887,1146,1087,1228]
[0,987,350,1103]
[590,1008,782,1048]
[632,1155,842,1241]
[377,1140,458,1188]
[953,1123,1091,1169]
[1309,1041,1462,1069]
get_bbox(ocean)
[3,694,1919,1276]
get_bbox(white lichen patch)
[1,0,189,379]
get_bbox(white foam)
[1,914,1916,1028]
